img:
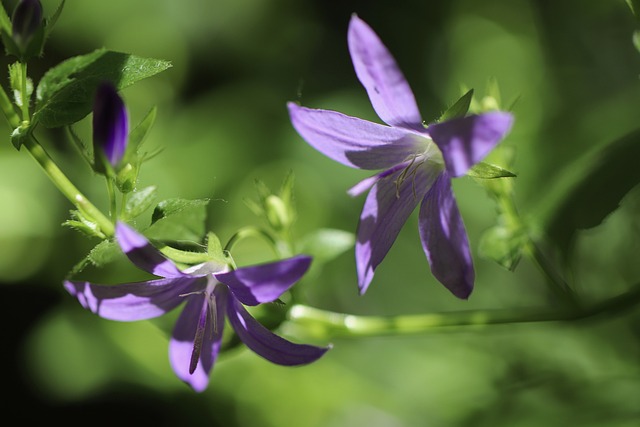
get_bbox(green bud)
[265,195,291,231]
[115,162,138,193]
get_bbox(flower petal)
[348,15,422,128]
[169,286,226,393]
[93,82,128,168]
[418,172,474,299]
[427,112,514,177]
[356,164,440,294]
[215,255,312,306]
[226,296,329,366]
[116,221,186,278]
[288,103,424,170]
[63,276,202,321]
[347,163,409,197]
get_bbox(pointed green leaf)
[467,162,517,179]
[0,2,11,34]
[44,0,66,40]
[439,89,474,121]
[34,49,171,128]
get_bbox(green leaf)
[128,106,157,151]
[122,186,157,221]
[627,0,640,20]
[633,30,640,54]
[10,121,31,150]
[146,198,209,242]
[478,224,529,271]
[536,128,640,254]
[63,209,106,239]
[467,162,516,180]
[33,49,171,128]
[0,2,11,34]
[299,228,355,264]
[44,0,66,40]
[68,240,120,276]
[439,89,473,121]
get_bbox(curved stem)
[287,282,640,340]
[224,226,278,254]
[23,134,114,237]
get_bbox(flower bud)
[93,82,129,174]
[11,0,43,51]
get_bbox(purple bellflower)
[93,82,129,172]
[288,16,513,299]
[64,222,329,392]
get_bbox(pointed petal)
[288,103,424,170]
[348,15,422,128]
[116,222,185,278]
[226,296,329,366]
[428,112,514,177]
[63,276,202,321]
[356,165,440,294]
[169,287,226,393]
[347,163,409,197]
[215,256,312,306]
[418,173,474,299]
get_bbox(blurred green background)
[1,0,640,425]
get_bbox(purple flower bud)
[11,0,43,48]
[93,82,128,171]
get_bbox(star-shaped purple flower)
[64,222,329,392]
[288,16,514,298]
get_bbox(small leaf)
[11,121,31,149]
[299,228,355,264]
[439,89,474,122]
[63,209,106,239]
[146,198,209,242]
[34,49,171,128]
[122,186,157,220]
[0,3,11,35]
[478,224,529,271]
[44,0,66,40]
[467,162,517,179]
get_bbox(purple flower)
[93,82,128,171]
[64,222,329,392]
[288,16,513,299]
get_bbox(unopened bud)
[93,82,129,174]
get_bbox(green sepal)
[121,185,157,221]
[33,48,171,128]
[633,30,640,54]
[206,232,231,265]
[439,89,473,122]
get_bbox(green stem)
[224,226,278,254]
[105,177,117,222]
[287,282,640,340]
[23,135,114,237]
[0,83,20,128]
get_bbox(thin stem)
[105,177,117,222]
[23,134,114,237]
[287,282,640,340]
[224,226,278,254]
[0,83,20,128]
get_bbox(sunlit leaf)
[439,89,474,121]
[34,49,171,128]
[122,186,157,221]
[467,162,516,180]
[146,198,209,242]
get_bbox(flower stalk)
[22,134,115,237]
[288,281,640,340]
